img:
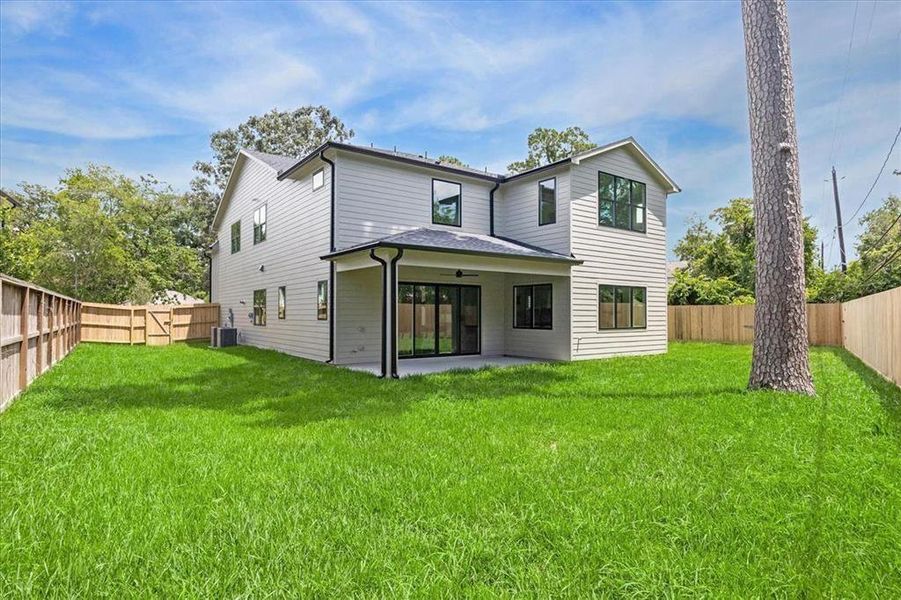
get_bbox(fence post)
[19,285,29,391]
[129,307,134,345]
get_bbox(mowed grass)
[1,342,899,597]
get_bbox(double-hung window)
[317,280,328,320]
[432,179,461,226]
[538,178,556,225]
[253,203,267,244]
[253,289,267,326]
[230,221,241,253]
[598,172,646,232]
[598,285,646,329]
[513,284,553,329]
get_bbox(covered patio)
[344,355,547,377]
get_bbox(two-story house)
[210,137,679,377]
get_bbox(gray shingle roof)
[322,228,581,264]
[242,149,299,173]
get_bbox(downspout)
[489,181,500,237]
[320,151,337,363]
[205,251,212,302]
[389,248,404,378]
[369,249,388,378]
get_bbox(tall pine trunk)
[742,0,814,394]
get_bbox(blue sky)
[1,0,898,264]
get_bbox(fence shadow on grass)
[41,343,747,428]
[826,347,901,435]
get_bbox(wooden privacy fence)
[668,303,842,346]
[1,274,81,411]
[840,286,900,386]
[668,286,901,385]
[80,303,219,345]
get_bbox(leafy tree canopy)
[0,166,207,304]
[507,126,595,174]
[670,197,818,304]
[437,155,467,167]
[194,106,354,191]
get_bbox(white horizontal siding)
[335,267,382,364]
[569,147,669,359]
[334,152,495,249]
[496,166,571,255]
[210,156,331,361]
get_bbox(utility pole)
[831,166,847,272]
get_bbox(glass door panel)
[398,284,414,357]
[437,286,459,355]
[413,285,436,356]
[460,286,480,354]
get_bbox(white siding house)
[210,138,679,376]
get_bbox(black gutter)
[322,242,582,265]
[369,249,388,378]
[488,181,500,237]
[319,150,337,363]
[388,248,404,378]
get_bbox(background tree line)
[669,194,900,305]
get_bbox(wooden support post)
[36,292,44,374]
[19,285,30,392]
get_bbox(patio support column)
[369,249,389,378]
[388,248,404,378]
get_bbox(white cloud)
[0,0,73,36]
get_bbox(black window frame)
[538,177,557,226]
[598,171,646,233]
[230,221,241,254]
[253,289,267,326]
[431,178,462,227]
[317,280,328,320]
[277,286,286,320]
[253,203,267,245]
[598,285,646,330]
[312,168,325,191]
[513,283,553,330]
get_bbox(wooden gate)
[145,306,172,345]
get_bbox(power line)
[861,244,901,284]
[861,210,901,256]
[828,0,860,164]
[841,125,901,226]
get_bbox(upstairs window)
[513,284,553,329]
[598,172,646,232]
[278,286,286,319]
[317,280,328,320]
[253,203,267,244]
[253,289,267,326]
[538,177,556,226]
[432,179,461,227]
[312,168,325,190]
[230,221,241,254]
[598,285,646,329]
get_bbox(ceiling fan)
[440,270,479,278]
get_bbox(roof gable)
[570,137,680,193]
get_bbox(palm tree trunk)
[742,0,814,394]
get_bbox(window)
[253,203,267,244]
[538,177,556,225]
[312,168,324,190]
[278,286,286,319]
[432,179,461,226]
[317,280,328,320]
[598,172,646,232]
[513,284,553,329]
[253,289,266,326]
[598,285,646,329]
[230,221,241,254]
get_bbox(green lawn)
[1,342,899,597]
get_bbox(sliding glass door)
[398,282,480,358]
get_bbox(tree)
[194,106,354,191]
[672,197,819,303]
[437,155,467,167]
[856,195,901,295]
[507,127,595,173]
[742,0,814,394]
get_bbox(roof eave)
[321,241,582,265]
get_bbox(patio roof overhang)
[320,228,582,275]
